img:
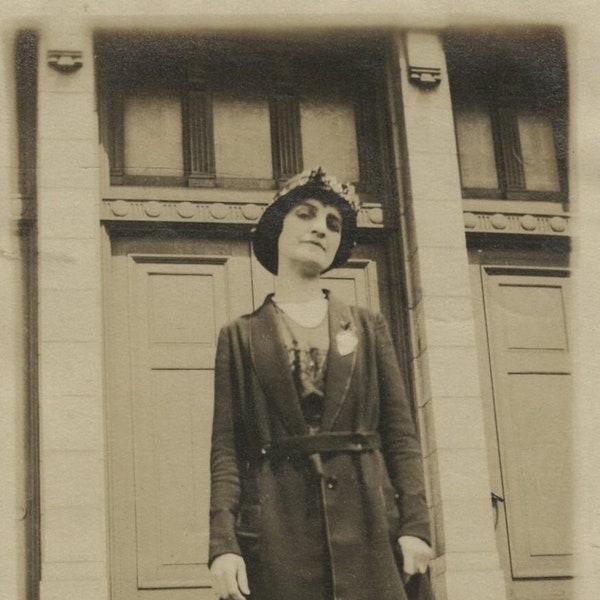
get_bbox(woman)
[209,167,433,600]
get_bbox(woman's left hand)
[397,535,434,582]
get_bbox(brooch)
[336,321,358,356]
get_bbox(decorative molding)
[463,210,569,236]
[405,32,443,90]
[47,50,83,73]
[483,266,570,278]
[103,200,569,236]
[101,199,389,228]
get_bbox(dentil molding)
[463,210,569,236]
[101,199,387,228]
[100,199,569,237]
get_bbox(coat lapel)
[321,293,358,431]
[249,296,307,436]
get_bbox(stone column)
[0,22,28,600]
[37,21,108,600]
[390,32,507,600]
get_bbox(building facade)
[0,8,582,600]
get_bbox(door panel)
[130,257,251,591]
[477,266,573,597]
[252,255,381,311]
[504,374,572,561]
[135,369,213,589]
[141,261,229,368]
[322,259,381,309]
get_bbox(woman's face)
[277,198,343,276]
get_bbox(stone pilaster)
[37,21,108,600]
[391,32,507,600]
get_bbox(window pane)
[454,106,498,189]
[124,92,183,177]
[300,98,359,183]
[517,110,561,192]
[213,95,272,180]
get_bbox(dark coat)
[209,293,432,600]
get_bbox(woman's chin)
[302,263,327,278]
[292,257,330,278]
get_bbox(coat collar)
[249,291,357,435]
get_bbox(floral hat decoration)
[253,167,360,275]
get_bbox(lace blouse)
[274,303,329,431]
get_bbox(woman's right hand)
[209,553,250,599]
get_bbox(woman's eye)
[295,207,314,219]
[327,215,341,232]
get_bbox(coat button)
[326,476,338,490]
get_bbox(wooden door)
[473,266,573,599]
[105,232,394,600]
[106,235,253,600]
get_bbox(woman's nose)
[311,216,327,236]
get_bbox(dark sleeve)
[209,325,242,564]
[374,313,431,544]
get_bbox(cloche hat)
[253,167,360,275]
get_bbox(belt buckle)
[351,432,365,450]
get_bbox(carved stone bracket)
[463,211,569,236]
[408,66,442,89]
[47,50,83,73]
[405,32,443,90]
[101,199,389,228]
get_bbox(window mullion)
[497,106,525,193]
[109,89,125,185]
[184,88,216,186]
[270,93,303,183]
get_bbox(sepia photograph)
[0,1,598,599]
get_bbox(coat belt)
[261,431,381,459]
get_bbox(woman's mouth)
[303,240,326,251]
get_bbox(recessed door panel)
[135,369,213,588]
[252,255,381,312]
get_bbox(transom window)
[95,34,391,200]
[445,30,568,203]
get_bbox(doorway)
[104,227,403,599]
